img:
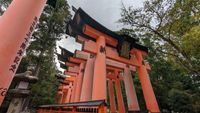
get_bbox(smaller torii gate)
[56,74,75,103]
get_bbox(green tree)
[129,34,200,113]
[120,0,200,76]
[26,0,71,109]
[0,0,11,15]
[119,0,200,112]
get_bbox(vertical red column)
[62,90,68,103]
[71,77,77,102]
[92,36,107,100]
[0,0,47,105]
[124,66,140,112]
[135,50,160,112]
[59,92,64,104]
[66,82,73,103]
[115,77,125,113]
[74,63,85,102]
[108,79,116,113]
[80,55,95,101]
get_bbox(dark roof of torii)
[66,7,148,53]
[56,46,74,63]
[38,100,107,108]
[56,46,74,69]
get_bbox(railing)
[37,100,107,113]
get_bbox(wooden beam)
[67,66,79,74]
[65,62,79,67]
[83,25,118,47]
[76,35,89,44]
[64,71,78,76]
[68,57,86,64]
[75,50,137,71]
[82,40,140,67]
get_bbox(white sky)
[57,0,145,70]
[67,0,145,31]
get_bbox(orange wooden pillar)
[124,65,140,112]
[0,0,47,105]
[66,82,73,103]
[92,36,107,100]
[61,82,73,103]
[108,79,117,113]
[58,91,64,104]
[134,50,160,113]
[60,85,66,104]
[64,71,78,103]
[74,62,85,102]
[65,64,79,103]
[98,105,107,113]
[71,76,78,102]
[80,54,95,101]
[114,71,125,113]
[62,89,68,103]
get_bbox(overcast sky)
[67,0,145,31]
[57,0,145,70]
[58,0,145,50]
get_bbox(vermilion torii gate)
[65,8,159,113]
[39,7,160,113]
[0,1,159,112]
[39,8,160,113]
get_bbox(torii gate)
[74,50,140,113]
[37,7,160,113]
[64,8,160,113]
[56,74,75,104]
[57,48,89,103]
[55,44,154,113]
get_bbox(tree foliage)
[0,0,11,15]
[26,0,71,108]
[119,0,200,112]
[120,0,200,76]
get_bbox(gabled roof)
[66,8,148,53]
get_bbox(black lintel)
[59,46,74,57]
[59,62,68,70]
[56,53,69,62]
[55,74,66,80]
